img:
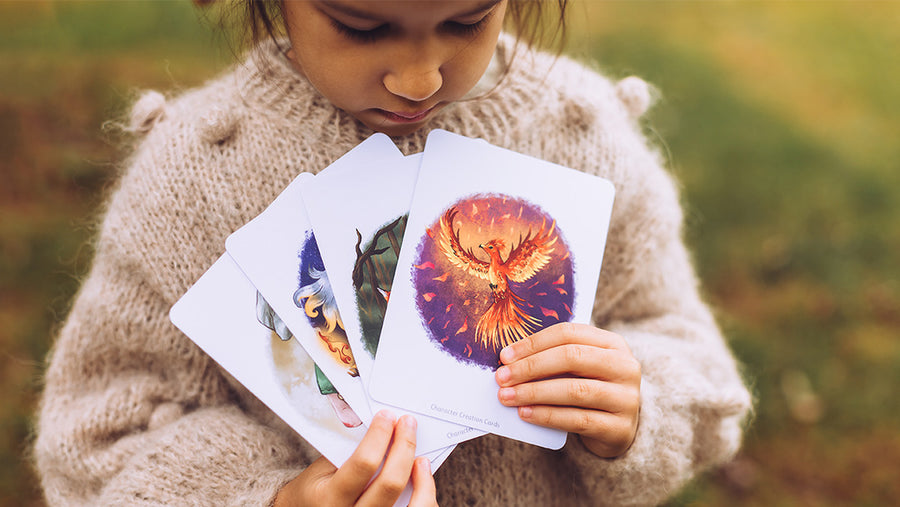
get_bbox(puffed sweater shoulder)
[35,37,752,506]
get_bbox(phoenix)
[435,206,558,353]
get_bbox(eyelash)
[330,13,491,44]
[330,19,389,44]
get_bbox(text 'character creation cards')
[302,152,485,452]
[370,130,616,449]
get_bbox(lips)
[380,106,437,124]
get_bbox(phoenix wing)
[435,207,491,281]
[503,219,558,283]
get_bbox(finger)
[498,377,639,413]
[330,410,397,503]
[518,405,635,449]
[357,415,418,507]
[496,344,639,386]
[499,323,627,365]
[408,456,438,507]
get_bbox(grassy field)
[2,1,898,505]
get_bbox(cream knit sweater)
[35,38,751,506]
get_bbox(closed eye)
[443,7,496,38]
[330,19,390,44]
[442,18,488,37]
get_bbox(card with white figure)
[301,152,486,449]
[169,254,455,504]
[225,170,376,428]
[369,130,616,449]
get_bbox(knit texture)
[35,37,751,506]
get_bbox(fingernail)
[401,415,417,430]
[500,347,515,363]
[417,456,432,474]
[498,387,515,403]
[519,406,533,419]
[496,366,510,384]
[376,409,397,423]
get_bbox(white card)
[226,171,375,426]
[301,152,486,449]
[169,254,454,503]
[170,253,364,465]
[370,130,616,449]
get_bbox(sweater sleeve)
[34,101,316,505]
[33,230,313,505]
[559,117,752,505]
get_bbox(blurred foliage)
[1,1,898,506]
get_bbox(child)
[34,1,751,505]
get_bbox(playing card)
[301,151,486,450]
[370,130,616,449]
[170,253,364,464]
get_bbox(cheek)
[297,51,383,106]
[444,42,497,93]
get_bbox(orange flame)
[455,316,469,335]
[540,307,559,320]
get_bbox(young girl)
[34,1,751,505]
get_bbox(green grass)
[2,1,899,505]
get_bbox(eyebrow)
[323,0,503,21]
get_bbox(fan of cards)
[170,130,615,482]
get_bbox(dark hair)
[235,0,568,53]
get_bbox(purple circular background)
[412,194,575,370]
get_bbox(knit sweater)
[35,37,751,506]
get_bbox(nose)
[383,66,443,102]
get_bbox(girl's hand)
[273,410,437,507]
[495,323,641,458]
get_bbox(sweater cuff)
[563,379,695,506]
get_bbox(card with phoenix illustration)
[370,130,615,449]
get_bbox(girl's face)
[283,0,508,136]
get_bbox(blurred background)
[1,1,898,505]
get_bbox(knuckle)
[626,357,642,379]
[517,384,533,403]
[624,388,641,415]
[574,411,594,434]
[606,330,627,348]
[567,380,592,404]
[520,357,538,379]
[519,335,536,355]
[352,453,382,477]
[536,407,554,427]
[378,476,407,497]
[609,418,636,450]
[563,344,585,365]
[398,430,417,450]
[555,321,579,340]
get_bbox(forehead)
[319,0,501,23]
